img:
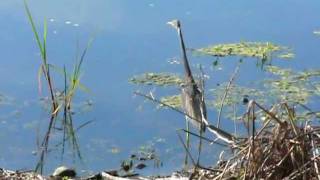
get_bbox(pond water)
[0,0,320,176]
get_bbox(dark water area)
[0,0,320,176]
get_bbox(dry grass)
[191,101,320,180]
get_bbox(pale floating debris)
[23,100,30,107]
[314,30,320,35]
[65,21,72,25]
[155,138,166,143]
[204,74,210,79]
[148,3,155,7]
[31,150,37,155]
[167,57,180,65]
[110,147,120,154]
[53,30,58,34]
[73,23,79,27]
[278,53,295,59]
[49,18,55,22]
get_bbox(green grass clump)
[24,0,91,173]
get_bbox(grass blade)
[24,0,44,60]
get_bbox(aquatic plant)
[24,1,59,173]
[24,1,92,173]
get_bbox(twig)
[178,129,228,147]
[214,160,230,180]
[282,103,299,136]
[285,155,319,180]
[217,64,240,128]
[176,130,196,167]
[254,101,284,126]
[134,91,237,145]
[308,125,320,180]
[134,91,185,117]
[233,104,237,138]
[267,146,295,179]
[197,65,206,165]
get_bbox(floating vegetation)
[195,42,293,60]
[278,52,295,59]
[209,84,265,120]
[129,73,182,86]
[265,65,293,76]
[264,66,320,104]
[210,84,265,107]
[0,93,14,106]
[23,120,39,130]
[159,95,181,109]
[0,94,3,103]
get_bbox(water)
[0,0,320,176]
